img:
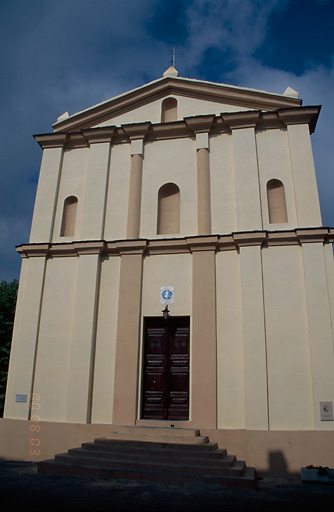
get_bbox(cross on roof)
[169,48,176,68]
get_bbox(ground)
[0,460,333,512]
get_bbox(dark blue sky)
[0,0,333,281]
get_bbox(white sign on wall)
[160,286,174,304]
[320,401,333,421]
[15,394,27,403]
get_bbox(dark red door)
[141,317,190,420]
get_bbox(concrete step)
[54,452,246,477]
[93,437,214,451]
[38,459,258,489]
[37,426,259,489]
[65,447,237,469]
[107,425,201,437]
[102,432,210,444]
[80,443,231,463]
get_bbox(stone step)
[80,442,230,461]
[54,452,246,477]
[107,425,201,437]
[38,459,257,489]
[66,447,237,468]
[37,427,259,489]
[94,437,214,451]
[102,432,210,444]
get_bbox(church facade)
[2,67,334,472]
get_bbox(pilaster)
[284,122,322,227]
[301,239,334,429]
[222,112,262,232]
[29,144,65,243]
[185,116,215,235]
[189,236,218,428]
[234,234,268,429]
[65,243,105,423]
[79,130,114,239]
[4,256,47,419]
[112,241,147,425]
[123,123,151,239]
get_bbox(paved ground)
[0,460,333,512]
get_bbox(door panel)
[142,318,190,420]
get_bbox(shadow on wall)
[267,450,299,476]
[268,450,288,474]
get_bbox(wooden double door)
[141,317,190,420]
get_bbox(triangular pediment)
[52,75,302,133]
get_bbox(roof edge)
[52,75,302,133]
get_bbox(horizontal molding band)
[34,106,321,149]
[16,227,334,258]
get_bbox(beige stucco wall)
[142,253,191,317]
[94,95,249,128]
[262,244,314,429]
[32,257,78,422]
[140,138,197,238]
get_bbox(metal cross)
[169,48,176,67]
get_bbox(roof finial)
[163,48,178,78]
[169,48,176,68]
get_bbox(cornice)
[296,228,330,243]
[121,122,152,140]
[115,240,147,255]
[184,115,216,134]
[33,133,67,149]
[187,236,219,252]
[277,106,321,134]
[222,111,261,130]
[35,105,320,149]
[232,231,267,247]
[16,228,333,258]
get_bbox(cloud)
[180,0,287,73]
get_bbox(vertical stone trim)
[283,123,322,228]
[299,236,334,429]
[127,153,144,239]
[4,252,48,419]
[66,243,105,423]
[189,237,218,428]
[29,144,65,243]
[234,234,269,430]
[197,147,212,235]
[222,112,262,232]
[123,122,151,240]
[112,241,146,426]
[80,140,112,240]
[185,116,214,236]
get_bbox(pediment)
[52,75,302,133]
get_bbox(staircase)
[38,426,258,489]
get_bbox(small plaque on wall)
[320,401,333,421]
[161,286,174,304]
[15,394,27,403]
